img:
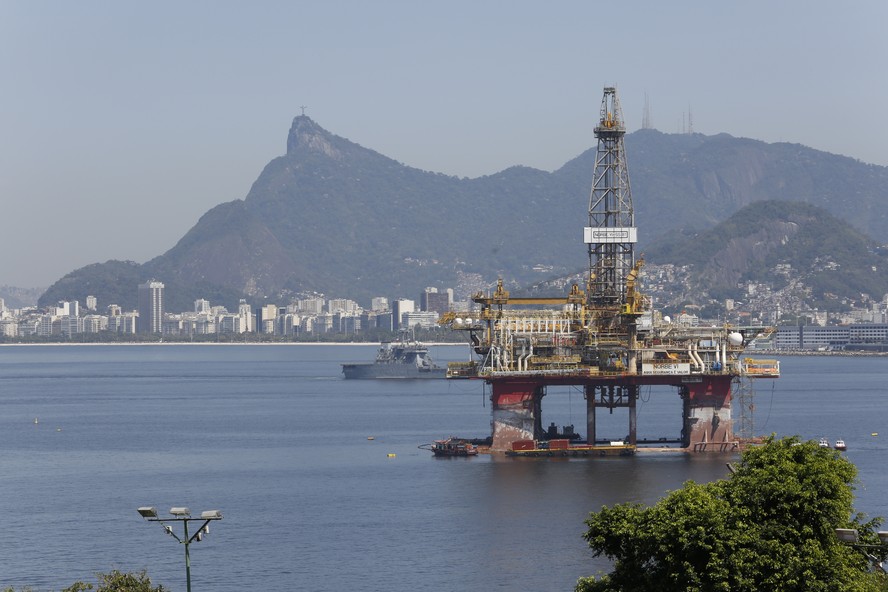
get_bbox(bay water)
[0,345,886,591]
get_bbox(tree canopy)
[578,436,886,592]
[60,570,166,592]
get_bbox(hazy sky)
[2,1,886,288]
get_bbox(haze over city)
[2,0,886,289]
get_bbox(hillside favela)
[5,6,888,591]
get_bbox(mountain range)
[37,116,888,312]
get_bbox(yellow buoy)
[872,432,879,437]
[387,453,396,458]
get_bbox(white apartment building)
[298,298,325,315]
[327,298,359,314]
[402,311,439,329]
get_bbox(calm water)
[0,345,886,591]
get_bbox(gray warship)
[341,334,446,379]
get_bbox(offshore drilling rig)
[440,87,779,455]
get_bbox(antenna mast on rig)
[584,87,637,307]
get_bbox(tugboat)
[341,331,446,379]
[419,437,479,457]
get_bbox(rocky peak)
[286,115,342,160]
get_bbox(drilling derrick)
[585,87,636,308]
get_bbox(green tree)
[577,436,886,592]
[61,570,166,592]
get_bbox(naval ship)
[341,334,446,379]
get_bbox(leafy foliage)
[2,570,166,592]
[578,436,885,592]
[61,570,166,592]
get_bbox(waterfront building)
[238,300,253,333]
[258,304,278,334]
[335,313,361,334]
[299,315,315,333]
[393,299,415,329]
[82,315,108,333]
[772,323,888,351]
[0,319,18,337]
[374,311,394,332]
[17,317,39,336]
[281,313,300,335]
[315,313,334,333]
[60,314,82,336]
[37,314,56,336]
[195,314,216,335]
[421,289,450,316]
[218,314,243,334]
[298,298,325,315]
[137,281,164,334]
[327,298,359,314]
[402,311,439,329]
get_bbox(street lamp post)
[835,528,888,572]
[138,506,223,592]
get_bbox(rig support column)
[489,381,544,451]
[585,385,597,444]
[628,385,637,446]
[680,376,736,451]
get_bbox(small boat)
[819,438,830,448]
[834,439,847,451]
[420,437,478,457]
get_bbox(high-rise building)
[297,298,325,315]
[393,299,415,329]
[238,299,253,333]
[327,298,359,314]
[259,304,278,334]
[138,280,164,334]
[421,289,450,316]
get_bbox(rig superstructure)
[440,87,778,453]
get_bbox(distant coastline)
[0,341,467,347]
[1,342,885,357]
[749,349,888,357]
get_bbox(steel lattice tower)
[585,87,637,306]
